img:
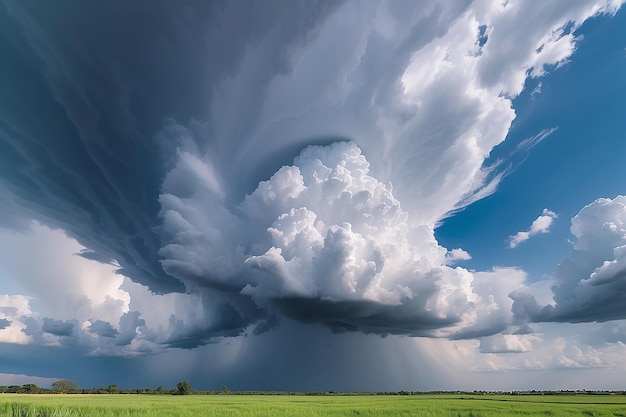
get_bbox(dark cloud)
[0,0,341,295]
[272,297,457,336]
[88,320,118,338]
[163,291,266,349]
[42,318,74,337]
[0,0,183,292]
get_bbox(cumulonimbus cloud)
[159,141,523,339]
[0,0,624,356]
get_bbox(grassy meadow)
[1,393,626,417]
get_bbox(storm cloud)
[0,0,625,370]
[41,318,74,337]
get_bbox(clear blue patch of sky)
[436,7,626,281]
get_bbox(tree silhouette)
[51,379,78,393]
[176,380,192,395]
[22,384,39,394]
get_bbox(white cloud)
[163,142,453,327]
[0,223,204,356]
[447,248,472,262]
[479,334,535,353]
[452,321,626,380]
[454,267,527,339]
[0,222,130,324]
[160,141,535,339]
[0,373,59,388]
[175,1,625,232]
[0,295,32,344]
[151,0,626,345]
[475,0,624,96]
[509,209,558,248]
[515,128,558,153]
[587,245,626,286]
[511,196,626,324]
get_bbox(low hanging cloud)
[508,209,558,248]
[41,318,75,337]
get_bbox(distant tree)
[52,379,78,393]
[220,385,230,395]
[176,380,192,395]
[22,384,40,394]
[156,385,164,394]
[107,384,119,394]
[94,385,107,394]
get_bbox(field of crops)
[1,393,626,416]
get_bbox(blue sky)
[438,6,626,279]
[1,1,626,391]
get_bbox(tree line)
[2,381,625,396]
[0,379,229,395]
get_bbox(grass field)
[1,393,626,416]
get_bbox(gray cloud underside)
[41,318,74,337]
[89,320,119,338]
[272,297,457,336]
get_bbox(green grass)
[1,394,625,417]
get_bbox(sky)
[0,0,625,392]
